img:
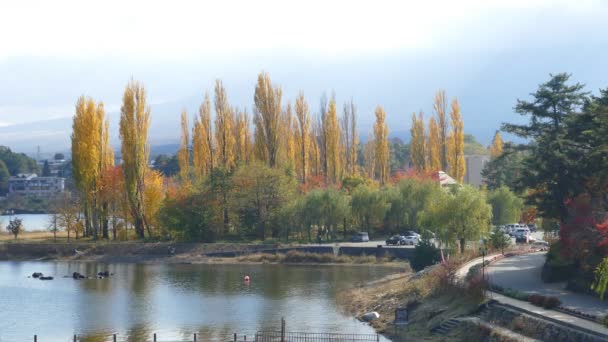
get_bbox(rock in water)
[32,272,43,278]
[39,276,53,280]
[361,312,380,322]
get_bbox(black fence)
[254,331,380,342]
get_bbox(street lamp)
[479,243,488,281]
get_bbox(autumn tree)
[324,99,342,183]
[363,135,376,179]
[214,80,236,171]
[178,109,190,183]
[119,79,151,239]
[294,92,310,182]
[427,117,441,171]
[253,72,282,167]
[374,106,390,184]
[71,95,109,239]
[489,131,504,157]
[281,102,296,168]
[192,93,214,181]
[447,99,466,182]
[342,99,358,176]
[234,109,252,165]
[434,90,449,170]
[410,111,427,172]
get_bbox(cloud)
[1,0,604,60]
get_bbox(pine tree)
[214,80,236,171]
[253,72,282,167]
[489,131,504,157]
[502,73,588,221]
[447,99,465,182]
[427,116,441,171]
[119,79,151,239]
[434,90,449,171]
[410,112,427,171]
[294,92,310,183]
[374,106,390,184]
[178,109,190,183]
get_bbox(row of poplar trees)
[409,91,466,182]
[71,72,394,239]
[177,72,391,186]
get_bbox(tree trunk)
[460,238,466,254]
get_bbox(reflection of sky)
[0,262,394,341]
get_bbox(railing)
[254,331,381,342]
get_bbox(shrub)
[410,239,441,271]
[528,294,545,306]
[503,288,529,301]
[542,296,561,309]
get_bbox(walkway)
[487,252,608,317]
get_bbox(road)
[315,240,416,248]
[487,251,608,317]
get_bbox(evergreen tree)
[0,160,9,195]
[42,160,51,176]
[502,73,588,221]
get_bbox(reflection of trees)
[77,330,113,342]
[126,324,152,342]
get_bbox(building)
[464,155,490,187]
[436,171,458,188]
[8,173,65,196]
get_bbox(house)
[8,173,65,196]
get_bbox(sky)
[1,0,608,152]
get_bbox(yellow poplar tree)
[294,92,310,183]
[410,112,427,172]
[214,80,236,171]
[143,169,164,237]
[71,96,104,238]
[253,72,282,167]
[192,93,214,181]
[363,135,376,180]
[342,100,358,176]
[178,109,190,184]
[324,99,341,183]
[434,90,449,171]
[281,103,296,168]
[98,103,114,239]
[447,98,466,182]
[119,79,151,239]
[490,130,504,157]
[374,106,390,184]
[234,109,252,165]
[427,116,441,171]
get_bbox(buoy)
[244,275,250,282]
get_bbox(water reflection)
[0,261,394,341]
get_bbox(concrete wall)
[464,155,490,187]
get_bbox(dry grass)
[236,250,404,265]
[0,230,71,242]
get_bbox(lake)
[0,213,52,231]
[0,262,395,341]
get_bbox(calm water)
[0,262,395,341]
[0,213,52,231]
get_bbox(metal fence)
[254,331,380,342]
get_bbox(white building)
[8,173,65,196]
[464,155,490,187]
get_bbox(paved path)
[487,252,608,317]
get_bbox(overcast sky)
[1,0,608,151]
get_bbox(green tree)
[502,73,588,221]
[0,160,9,195]
[489,226,511,254]
[231,163,297,239]
[42,160,51,176]
[159,187,219,242]
[420,185,492,253]
[481,143,525,190]
[487,186,523,225]
[0,146,39,175]
[351,185,390,237]
[410,239,441,271]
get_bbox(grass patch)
[236,250,400,265]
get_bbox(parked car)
[402,231,421,239]
[351,232,370,242]
[403,235,420,245]
[386,235,406,246]
[514,228,534,243]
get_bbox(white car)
[403,235,419,245]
